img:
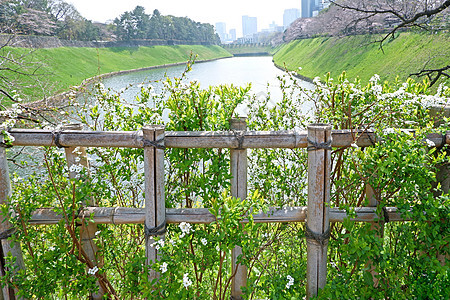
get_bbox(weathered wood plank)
[306,124,331,299]
[28,206,408,225]
[0,131,25,300]
[7,128,449,149]
[62,124,105,299]
[230,118,248,300]
[143,125,165,283]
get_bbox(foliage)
[113,6,220,44]
[1,63,450,299]
[0,0,102,41]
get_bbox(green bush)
[1,65,449,299]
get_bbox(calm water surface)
[98,56,314,115]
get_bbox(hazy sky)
[67,0,302,37]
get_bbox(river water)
[98,56,314,116]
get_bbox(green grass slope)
[273,32,450,85]
[4,45,231,104]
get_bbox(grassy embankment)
[223,44,277,55]
[273,32,450,85]
[4,45,232,105]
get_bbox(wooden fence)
[1,120,449,299]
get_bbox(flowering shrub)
[1,64,449,299]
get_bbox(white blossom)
[155,239,165,250]
[160,262,168,273]
[69,164,83,173]
[369,74,380,83]
[179,222,193,238]
[383,128,395,135]
[350,142,358,148]
[201,238,207,246]
[88,266,99,275]
[425,139,436,147]
[371,84,382,95]
[183,273,192,288]
[95,231,101,236]
[286,275,294,289]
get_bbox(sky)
[67,0,302,37]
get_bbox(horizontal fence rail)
[29,206,408,225]
[8,128,450,149]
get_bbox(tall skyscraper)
[242,15,257,37]
[215,22,227,43]
[283,8,300,28]
[229,29,236,42]
[301,0,328,18]
[301,0,310,18]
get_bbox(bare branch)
[410,65,450,87]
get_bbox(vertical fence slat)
[230,118,248,300]
[306,124,331,299]
[62,124,105,299]
[366,184,383,287]
[429,106,450,266]
[0,132,25,300]
[143,125,166,283]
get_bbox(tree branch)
[410,65,450,87]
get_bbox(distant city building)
[321,0,331,10]
[229,29,236,41]
[269,21,284,33]
[242,15,257,37]
[215,22,227,43]
[283,8,300,28]
[301,0,329,18]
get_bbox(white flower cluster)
[369,74,380,83]
[160,262,168,273]
[183,273,192,288]
[69,164,84,178]
[200,238,207,246]
[313,76,322,85]
[286,275,294,289]
[150,239,165,250]
[88,266,99,275]
[179,222,193,238]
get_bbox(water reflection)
[97,56,314,116]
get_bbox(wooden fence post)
[366,184,383,287]
[62,124,105,299]
[429,105,450,266]
[306,124,331,299]
[230,117,248,300]
[143,125,166,283]
[0,130,25,300]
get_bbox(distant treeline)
[0,1,219,44]
[113,7,219,44]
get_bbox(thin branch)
[410,65,450,86]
